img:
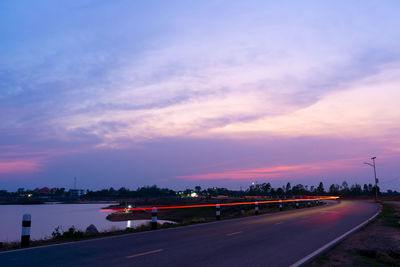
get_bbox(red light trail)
[100,196,339,212]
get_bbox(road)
[0,200,379,267]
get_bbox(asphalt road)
[0,200,379,267]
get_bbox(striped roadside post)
[279,200,283,211]
[151,207,157,230]
[255,201,259,215]
[216,204,221,220]
[21,213,31,247]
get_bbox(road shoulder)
[307,201,400,266]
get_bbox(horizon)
[1,1,400,192]
[2,179,389,194]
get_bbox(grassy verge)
[308,201,400,267]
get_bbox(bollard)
[216,204,221,220]
[151,207,157,230]
[255,201,259,215]
[307,201,311,207]
[21,213,31,248]
[279,200,283,211]
[296,201,299,209]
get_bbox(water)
[0,203,168,242]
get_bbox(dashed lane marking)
[126,249,164,259]
[226,231,243,236]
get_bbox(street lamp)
[364,157,378,201]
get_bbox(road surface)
[0,200,379,267]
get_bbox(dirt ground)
[307,201,400,266]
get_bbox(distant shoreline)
[0,200,118,205]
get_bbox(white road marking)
[226,231,243,236]
[126,249,164,259]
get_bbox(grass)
[379,202,400,229]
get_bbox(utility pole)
[364,157,378,201]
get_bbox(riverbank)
[307,201,400,266]
[0,222,170,251]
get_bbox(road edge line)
[289,204,382,267]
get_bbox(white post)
[21,213,31,247]
[216,204,221,220]
[151,207,157,229]
[279,200,283,211]
[255,201,259,215]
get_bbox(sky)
[1,0,400,191]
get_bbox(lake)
[0,203,164,242]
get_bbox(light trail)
[100,196,339,212]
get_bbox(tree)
[329,184,340,194]
[285,182,291,195]
[317,182,325,194]
[341,181,349,194]
[350,184,362,195]
[195,186,201,193]
[310,186,315,194]
[276,187,284,197]
[261,183,271,194]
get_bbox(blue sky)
[1,0,400,191]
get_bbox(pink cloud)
[0,158,43,174]
[0,145,87,176]
[176,158,363,180]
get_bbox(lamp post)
[364,157,378,201]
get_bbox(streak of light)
[101,196,339,212]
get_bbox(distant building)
[34,187,51,195]
[69,189,85,198]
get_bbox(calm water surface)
[0,203,161,242]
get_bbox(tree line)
[1,180,397,200]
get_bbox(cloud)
[0,158,43,175]
[2,1,400,149]
[176,157,364,181]
[212,63,400,139]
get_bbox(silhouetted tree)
[350,184,362,195]
[285,182,291,195]
[329,184,340,194]
[317,182,325,194]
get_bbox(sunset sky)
[1,0,399,191]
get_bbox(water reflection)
[0,203,173,242]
